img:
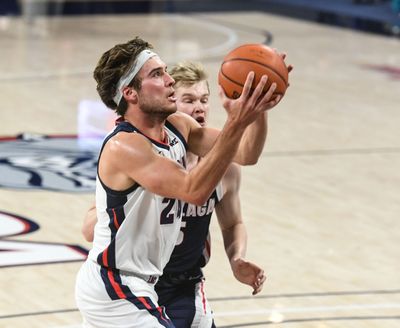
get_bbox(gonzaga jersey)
[88,120,187,278]
[163,182,224,273]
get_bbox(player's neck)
[124,111,168,143]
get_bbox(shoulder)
[98,131,154,191]
[168,111,196,125]
[168,112,206,144]
[102,131,152,161]
[168,112,196,136]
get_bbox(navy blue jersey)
[162,183,224,274]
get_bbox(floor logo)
[0,210,88,267]
[0,133,101,192]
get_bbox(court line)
[218,315,400,327]
[263,147,400,157]
[213,303,400,318]
[49,315,400,328]
[0,69,91,83]
[209,288,400,302]
[165,14,238,62]
[0,15,238,83]
[2,298,400,320]
[195,14,274,45]
[1,289,399,319]
[0,308,77,320]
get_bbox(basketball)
[218,44,289,100]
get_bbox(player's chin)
[168,103,178,114]
[164,103,177,114]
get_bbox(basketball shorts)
[156,273,215,328]
[75,259,174,328]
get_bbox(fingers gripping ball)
[218,44,289,100]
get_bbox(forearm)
[235,111,268,165]
[185,120,245,205]
[222,222,248,264]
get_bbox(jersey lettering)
[206,198,215,215]
[197,204,207,216]
[186,204,197,217]
[183,198,216,218]
[174,197,217,247]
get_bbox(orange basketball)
[218,44,288,100]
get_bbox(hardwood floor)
[0,10,399,328]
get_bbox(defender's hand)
[231,258,266,295]
[219,72,280,128]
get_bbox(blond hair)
[169,62,209,92]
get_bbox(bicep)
[112,137,191,201]
[100,133,188,200]
[132,150,189,199]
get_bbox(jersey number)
[160,198,182,225]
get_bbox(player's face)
[175,80,210,127]
[136,56,177,116]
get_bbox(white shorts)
[75,260,174,328]
[189,279,214,328]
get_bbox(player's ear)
[123,87,138,104]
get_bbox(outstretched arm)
[186,72,279,167]
[218,81,275,166]
[189,54,292,166]
[224,52,293,165]
[215,163,266,295]
[102,72,274,206]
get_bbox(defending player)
[155,62,267,327]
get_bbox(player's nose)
[194,101,205,113]
[165,72,175,86]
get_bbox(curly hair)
[93,37,153,116]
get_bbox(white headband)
[113,49,158,105]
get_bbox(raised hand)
[219,71,281,129]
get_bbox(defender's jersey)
[88,121,187,278]
[163,183,224,273]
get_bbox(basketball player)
[75,37,287,328]
[155,62,266,328]
[82,61,273,327]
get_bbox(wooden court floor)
[0,9,399,328]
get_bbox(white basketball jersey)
[88,120,187,278]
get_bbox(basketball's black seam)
[222,57,287,85]
[220,71,284,96]
[222,58,287,86]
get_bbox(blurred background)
[0,1,399,328]
[1,0,400,35]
